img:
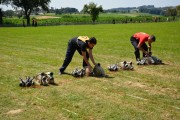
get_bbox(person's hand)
[149,52,152,56]
[145,51,150,57]
[88,66,93,73]
[85,66,93,76]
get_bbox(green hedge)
[1,15,175,27]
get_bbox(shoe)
[59,70,64,75]
[137,61,140,65]
[136,58,141,61]
[136,58,141,65]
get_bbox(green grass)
[0,22,180,120]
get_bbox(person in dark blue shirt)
[59,36,97,75]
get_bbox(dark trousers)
[59,38,89,72]
[130,36,148,60]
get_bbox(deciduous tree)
[11,0,51,26]
[176,5,180,17]
[82,2,103,23]
[0,0,11,25]
[166,8,177,16]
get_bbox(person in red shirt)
[130,32,156,61]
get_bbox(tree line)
[0,0,50,26]
[0,1,103,26]
[0,0,180,26]
[139,6,180,16]
[105,5,180,17]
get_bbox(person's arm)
[148,43,152,52]
[89,49,96,66]
[137,41,149,55]
[81,51,93,72]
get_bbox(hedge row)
[1,15,177,27]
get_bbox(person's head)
[88,37,97,49]
[148,35,156,44]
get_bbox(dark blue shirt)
[71,37,90,52]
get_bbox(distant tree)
[0,0,11,25]
[149,8,162,15]
[139,7,150,13]
[176,5,180,17]
[166,8,177,16]
[11,0,51,26]
[4,10,14,17]
[160,10,166,16]
[49,7,55,13]
[0,0,10,5]
[82,2,103,23]
[0,9,2,25]
[55,7,79,14]
[17,10,23,19]
[34,7,40,15]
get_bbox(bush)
[2,14,171,26]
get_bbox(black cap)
[150,35,156,41]
[89,37,97,44]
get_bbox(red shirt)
[133,32,149,44]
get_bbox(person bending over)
[130,32,156,62]
[59,36,97,75]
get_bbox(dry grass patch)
[135,65,179,80]
[35,16,60,19]
[6,109,23,115]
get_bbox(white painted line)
[62,108,78,115]
[127,94,148,101]
[171,106,180,110]
[35,97,46,102]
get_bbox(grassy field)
[0,22,180,120]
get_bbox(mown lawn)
[0,22,179,120]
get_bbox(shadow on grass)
[49,83,59,86]
[137,63,168,67]
[89,75,115,79]
[30,83,59,88]
[59,72,115,79]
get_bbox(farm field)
[3,12,171,26]
[0,22,180,119]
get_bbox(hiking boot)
[59,70,64,75]
[136,58,141,65]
